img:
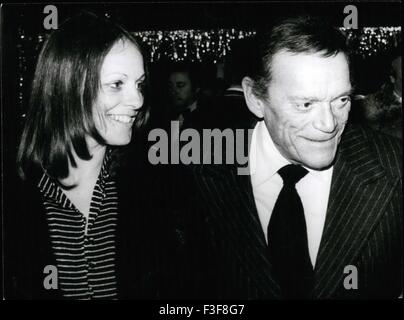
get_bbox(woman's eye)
[136,81,145,91]
[109,80,123,89]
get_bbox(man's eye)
[333,96,351,108]
[296,102,313,109]
[340,96,350,103]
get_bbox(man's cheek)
[336,108,350,125]
[281,121,297,146]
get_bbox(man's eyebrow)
[289,89,354,101]
[331,88,354,100]
[289,95,321,102]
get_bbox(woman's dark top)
[4,144,189,299]
[37,151,119,299]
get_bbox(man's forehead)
[271,49,349,69]
[269,50,351,93]
[169,72,191,82]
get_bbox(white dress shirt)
[249,121,333,267]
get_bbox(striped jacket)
[188,123,402,299]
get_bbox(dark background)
[1,1,402,201]
[1,2,402,298]
[2,2,402,31]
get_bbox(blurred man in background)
[362,53,402,138]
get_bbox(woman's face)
[92,39,145,146]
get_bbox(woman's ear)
[242,77,265,118]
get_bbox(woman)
[6,11,176,299]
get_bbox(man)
[362,54,402,139]
[184,38,257,132]
[168,63,200,129]
[188,16,402,299]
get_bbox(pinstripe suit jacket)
[189,122,402,299]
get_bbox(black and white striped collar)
[38,147,113,205]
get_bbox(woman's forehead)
[101,40,143,76]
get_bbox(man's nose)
[314,103,337,133]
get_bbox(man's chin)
[303,157,335,171]
[301,154,335,171]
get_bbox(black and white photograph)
[1,1,402,304]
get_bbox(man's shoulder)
[341,124,402,177]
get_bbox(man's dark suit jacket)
[187,119,402,299]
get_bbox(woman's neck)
[59,138,107,187]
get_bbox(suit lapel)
[313,126,399,298]
[200,165,281,297]
[199,122,281,298]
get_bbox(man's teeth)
[108,114,134,124]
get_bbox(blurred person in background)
[361,52,402,139]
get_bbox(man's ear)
[242,76,265,118]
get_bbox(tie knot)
[278,164,308,186]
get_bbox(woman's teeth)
[108,114,135,124]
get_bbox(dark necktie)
[267,164,314,299]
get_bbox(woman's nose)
[126,86,144,109]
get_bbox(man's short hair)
[249,16,350,100]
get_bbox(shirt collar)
[186,100,198,113]
[393,90,402,104]
[250,121,290,187]
[99,147,112,186]
[38,147,113,205]
[227,85,244,93]
[38,172,71,208]
[250,121,333,187]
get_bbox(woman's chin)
[105,134,132,146]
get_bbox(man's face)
[168,71,196,111]
[261,50,352,170]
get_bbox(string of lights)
[16,26,401,117]
[133,29,257,63]
[342,27,401,57]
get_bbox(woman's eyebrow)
[102,72,128,78]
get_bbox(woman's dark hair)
[249,16,352,100]
[17,11,150,180]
